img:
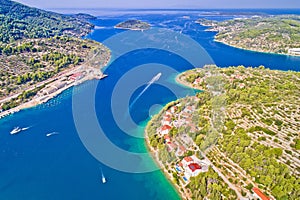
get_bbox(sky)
[15,0,300,9]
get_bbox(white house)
[161,125,172,135]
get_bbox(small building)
[193,77,202,85]
[184,162,202,180]
[184,106,193,113]
[163,114,172,120]
[180,155,210,181]
[252,188,271,200]
[170,106,178,113]
[175,145,186,157]
[52,81,66,90]
[161,125,172,135]
[164,134,171,143]
[189,125,198,133]
[165,110,172,116]
[42,87,57,95]
[166,142,177,152]
[181,112,191,119]
[69,73,83,81]
[162,117,172,126]
[288,48,300,55]
[187,163,202,177]
[182,156,194,167]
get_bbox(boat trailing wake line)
[21,126,31,131]
[46,132,59,137]
[10,125,32,135]
[100,167,106,184]
[129,73,162,109]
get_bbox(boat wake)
[46,132,59,137]
[129,73,162,109]
[10,126,32,135]
[21,126,31,131]
[100,167,106,184]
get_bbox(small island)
[196,15,300,56]
[146,65,300,200]
[114,20,151,31]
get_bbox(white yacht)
[10,127,21,135]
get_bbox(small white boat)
[101,168,106,184]
[46,132,59,137]
[102,175,106,184]
[10,127,21,135]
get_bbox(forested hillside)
[0,0,94,43]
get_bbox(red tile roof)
[71,72,82,77]
[186,106,192,110]
[183,156,193,162]
[164,114,171,117]
[70,73,82,80]
[179,146,186,151]
[252,188,270,200]
[178,162,183,167]
[188,163,201,172]
[164,135,171,140]
[161,125,172,131]
[164,118,172,122]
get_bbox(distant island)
[115,20,151,31]
[0,0,111,118]
[146,65,300,200]
[196,15,300,56]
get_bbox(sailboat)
[101,168,106,184]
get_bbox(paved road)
[0,66,85,105]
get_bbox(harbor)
[0,65,108,119]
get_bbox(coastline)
[0,61,110,120]
[143,73,197,200]
[197,21,300,57]
[0,15,111,120]
[144,128,189,200]
[151,67,300,200]
[114,26,149,31]
[175,72,204,91]
[214,38,300,57]
[144,71,246,200]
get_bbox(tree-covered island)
[115,20,151,31]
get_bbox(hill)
[0,1,111,115]
[0,0,94,44]
[115,20,150,30]
[197,15,300,55]
[147,65,300,199]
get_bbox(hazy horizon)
[15,0,300,9]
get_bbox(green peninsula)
[0,0,111,117]
[115,20,151,31]
[197,15,300,56]
[146,65,300,200]
[0,0,95,43]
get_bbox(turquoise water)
[1,10,300,200]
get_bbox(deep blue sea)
[0,9,300,200]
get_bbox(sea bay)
[0,9,300,200]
